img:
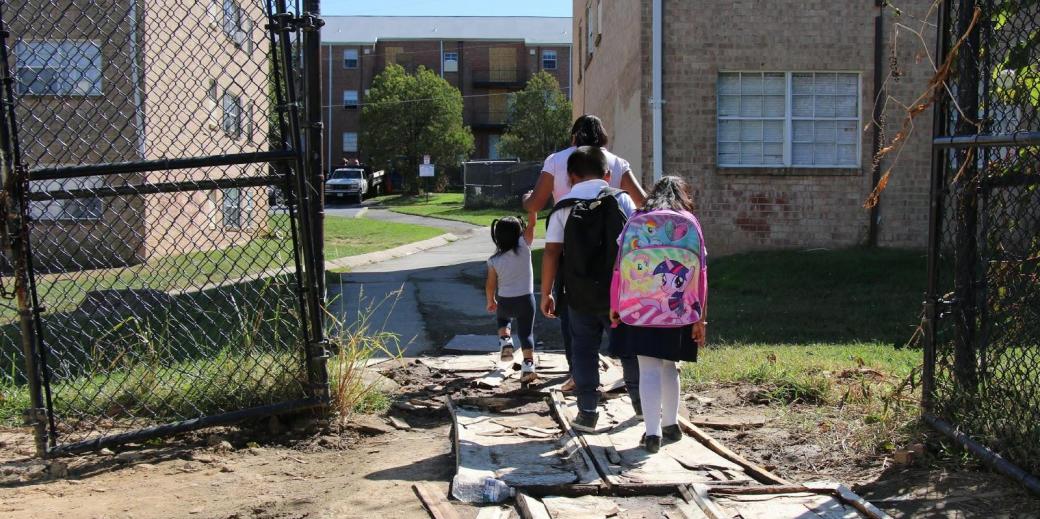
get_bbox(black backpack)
[549,187,628,314]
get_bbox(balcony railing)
[468,110,509,127]
[472,68,523,87]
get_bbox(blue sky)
[323,0,570,17]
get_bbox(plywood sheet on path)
[450,400,602,493]
[420,352,570,374]
[552,392,755,487]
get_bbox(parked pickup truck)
[326,167,368,204]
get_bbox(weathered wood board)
[421,352,570,374]
[520,493,708,519]
[451,401,602,492]
[552,392,755,487]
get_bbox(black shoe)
[662,424,682,442]
[643,434,661,453]
[571,411,599,433]
[632,398,643,418]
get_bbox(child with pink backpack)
[610,176,707,453]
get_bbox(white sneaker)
[499,337,514,362]
[520,359,537,383]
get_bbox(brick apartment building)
[320,16,572,168]
[8,0,270,270]
[573,0,936,255]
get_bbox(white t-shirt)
[545,179,636,244]
[542,146,631,203]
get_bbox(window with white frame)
[222,188,241,229]
[15,41,102,96]
[717,72,860,168]
[343,89,359,109]
[342,132,358,152]
[222,92,242,138]
[343,48,358,69]
[29,175,103,221]
[443,51,458,72]
[542,50,557,70]
[585,5,594,60]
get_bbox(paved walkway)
[327,207,551,358]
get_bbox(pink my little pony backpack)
[610,210,706,328]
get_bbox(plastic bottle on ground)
[450,474,515,503]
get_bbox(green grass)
[678,247,927,458]
[324,215,442,259]
[374,192,548,238]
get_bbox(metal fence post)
[0,12,49,456]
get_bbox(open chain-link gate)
[0,0,329,455]
[923,0,1040,487]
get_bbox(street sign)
[419,164,435,177]
[423,155,431,165]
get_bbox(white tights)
[637,355,680,437]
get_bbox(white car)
[326,168,368,204]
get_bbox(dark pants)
[568,306,640,413]
[558,300,572,369]
[496,294,535,349]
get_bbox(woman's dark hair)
[490,216,526,256]
[643,176,695,212]
[570,114,609,147]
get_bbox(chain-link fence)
[0,0,327,455]
[924,0,1040,479]
[462,160,541,209]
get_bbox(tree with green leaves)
[361,64,474,193]
[498,72,573,161]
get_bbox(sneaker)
[570,411,599,433]
[520,359,537,383]
[662,424,683,442]
[643,434,661,453]
[499,337,514,362]
[632,397,643,419]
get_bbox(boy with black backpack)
[540,146,638,432]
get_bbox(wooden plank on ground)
[542,495,620,518]
[515,493,551,519]
[677,415,789,485]
[474,506,513,519]
[450,398,599,490]
[413,483,462,519]
[679,484,728,519]
[707,483,892,519]
[474,367,514,388]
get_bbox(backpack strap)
[545,197,581,230]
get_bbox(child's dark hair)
[571,115,609,147]
[644,175,695,212]
[566,145,608,179]
[491,216,526,256]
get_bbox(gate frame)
[921,0,1040,494]
[0,1,331,457]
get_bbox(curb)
[326,232,461,272]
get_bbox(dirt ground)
[2,362,1039,519]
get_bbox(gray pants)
[496,294,536,350]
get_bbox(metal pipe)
[922,0,952,412]
[868,7,884,247]
[49,397,324,456]
[925,415,1040,495]
[327,43,333,175]
[933,131,1040,147]
[29,150,297,180]
[27,175,286,201]
[650,0,663,182]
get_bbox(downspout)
[651,0,663,182]
[327,43,332,169]
[439,40,444,78]
[130,0,145,158]
[868,2,884,246]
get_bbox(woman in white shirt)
[522,115,647,391]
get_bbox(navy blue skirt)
[610,323,698,362]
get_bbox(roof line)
[323,15,572,19]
